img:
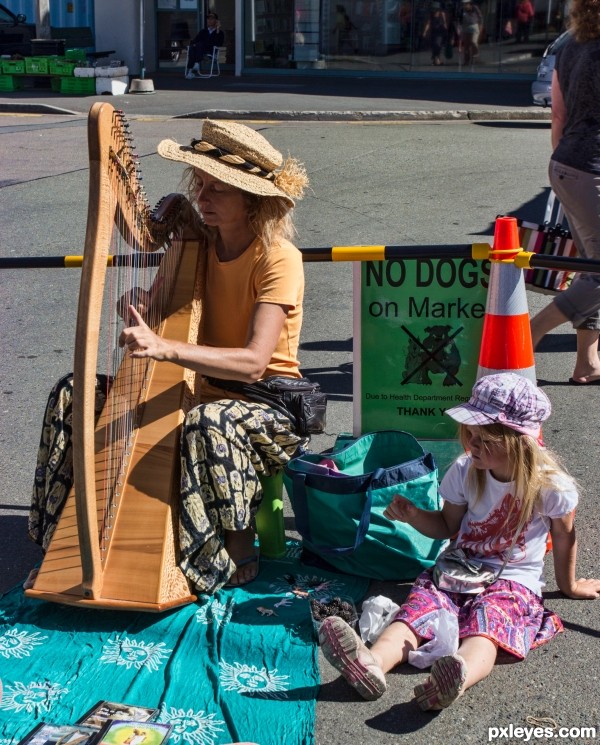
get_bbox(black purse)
[206,375,327,436]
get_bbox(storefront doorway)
[156,0,235,71]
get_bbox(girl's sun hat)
[444,372,551,438]
[157,119,308,207]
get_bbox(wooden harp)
[26,102,204,611]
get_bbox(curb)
[175,108,551,121]
[0,102,80,115]
[0,102,551,121]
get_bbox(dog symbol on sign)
[401,324,463,386]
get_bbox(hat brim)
[445,403,496,428]
[157,139,294,207]
[445,403,541,437]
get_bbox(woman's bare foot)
[23,567,39,590]
[224,527,259,586]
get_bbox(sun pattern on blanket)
[0,542,368,745]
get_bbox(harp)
[26,102,204,612]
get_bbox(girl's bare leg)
[414,635,497,711]
[457,635,498,690]
[369,621,420,673]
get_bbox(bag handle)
[290,467,385,555]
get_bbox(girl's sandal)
[318,616,387,701]
[414,653,467,711]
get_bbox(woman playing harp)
[29,119,310,595]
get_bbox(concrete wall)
[94,0,157,75]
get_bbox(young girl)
[319,372,600,710]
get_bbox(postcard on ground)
[76,701,158,730]
[95,720,172,745]
[17,722,98,745]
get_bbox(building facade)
[5,0,567,77]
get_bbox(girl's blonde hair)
[182,166,296,247]
[459,423,575,533]
[568,0,600,42]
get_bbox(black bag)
[206,375,327,436]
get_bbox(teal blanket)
[0,543,368,745]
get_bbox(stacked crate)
[0,52,128,96]
[0,58,26,90]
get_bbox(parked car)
[531,31,571,107]
[0,3,35,57]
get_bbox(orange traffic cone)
[477,218,555,551]
[477,216,536,383]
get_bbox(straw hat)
[157,120,308,207]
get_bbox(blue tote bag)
[283,430,444,581]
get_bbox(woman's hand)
[384,494,418,524]
[119,305,175,361]
[117,287,151,320]
[116,279,163,320]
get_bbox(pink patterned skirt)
[394,570,563,660]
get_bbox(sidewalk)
[0,70,549,120]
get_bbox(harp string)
[96,113,179,558]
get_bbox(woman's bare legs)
[572,328,600,382]
[531,304,600,382]
[530,301,569,349]
[224,527,259,586]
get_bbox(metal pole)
[129,0,155,93]
[139,0,145,80]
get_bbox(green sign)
[355,258,490,440]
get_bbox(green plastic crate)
[0,74,25,91]
[65,48,87,61]
[51,76,62,92]
[1,59,25,74]
[59,75,96,94]
[49,58,77,76]
[25,56,51,74]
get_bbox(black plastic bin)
[31,39,66,56]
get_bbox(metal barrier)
[2,244,600,273]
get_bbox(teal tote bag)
[283,430,444,581]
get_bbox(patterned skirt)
[394,570,563,660]
[29,375,307,594]
[179,399,308,593]
[29,373,111,551]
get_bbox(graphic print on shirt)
[460,491,527,560]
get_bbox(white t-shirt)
[440,454,578,595]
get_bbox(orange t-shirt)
[201,236,304,402]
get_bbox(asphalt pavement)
[1,84,598,745]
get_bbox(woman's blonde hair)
[568,0,600,42]
[182,166,296,247]
[459,422,575,533]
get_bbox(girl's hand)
[384,494,418,523]
[119,305,174,361]
[563,578,600,600]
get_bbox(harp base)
[24,587,197,613]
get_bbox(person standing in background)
[530,0,600,386]
[458,0,483,65]
[422,1,449,65]
[514,0,535,43]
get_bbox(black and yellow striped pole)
[0,243,475,269]
[2,244,600,272]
